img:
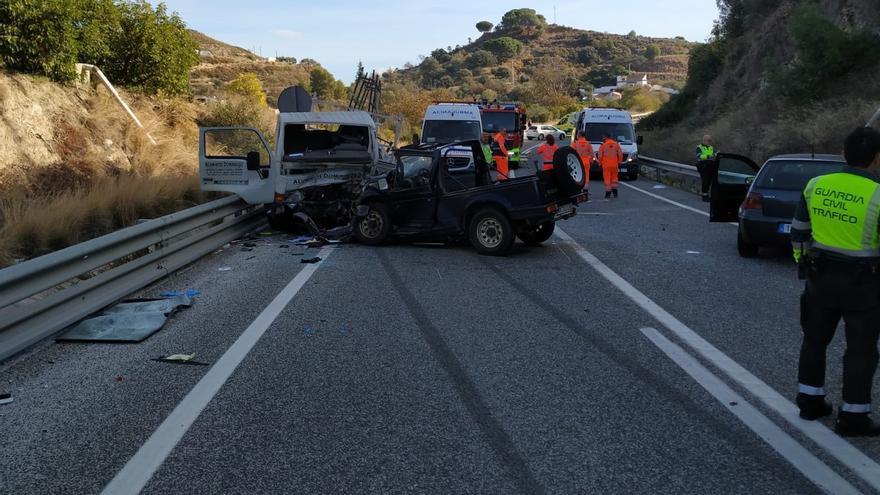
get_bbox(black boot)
[796,393,832,420]
[604,191,612,199]
[612,188,619,198]
[701,194,710,202]
[835,412,880,437]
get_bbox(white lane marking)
[641,328,860,495]
[101,247,334,495]
[620,182,739,227]
[522,142,541,155]
[553,227,880,491]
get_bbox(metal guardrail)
[639,155,700,178]
[0,196,264,362]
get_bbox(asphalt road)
[3,171,880,494]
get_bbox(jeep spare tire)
[552,146,586,194]
[354,203,391,245]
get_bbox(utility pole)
[553,5,557,24]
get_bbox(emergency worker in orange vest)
[572,130,594,194]
[493,128,509,180]
[598,133,624,198]
[535,134,558,171]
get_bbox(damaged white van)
[199,86,397,231]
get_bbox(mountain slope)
[639,0,880,163]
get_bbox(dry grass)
[640,95,880,164]
[0,76,208,267]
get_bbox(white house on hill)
[616,73,649,87]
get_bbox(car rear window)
[754,160,845,191]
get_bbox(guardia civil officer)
[791,126,880,437]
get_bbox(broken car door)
[390,154,438,228]
[199,127,275,204]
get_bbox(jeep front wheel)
[469,208,515,256]
[354,203,391,245]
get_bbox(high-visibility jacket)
[494,132,508,154]
[481,144,494,165]
[791,168,880,263]
[696,144,716,161]
[536,144,558,171]
[598,139,623,168]
[572,138,594,166]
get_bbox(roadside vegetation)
[638,0,880,163]
[379,8,693,137]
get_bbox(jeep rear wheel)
[517,221,555,246]
[354,203,391,245]
[469,208,515,256]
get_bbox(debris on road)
[152,353,209,366]
[653,185,667,189]
[687,251,701,254]
[301,256,322,264]
[240,247,254,252]
[0,393,12,405]
[115,375,124,383]
[159,289,200,298]
[218,267,232,272]
[56,295,193,343]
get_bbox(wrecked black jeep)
[353,140,588,255]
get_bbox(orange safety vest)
[572,138,594,165]
[494,132,508,154]
[536,144,558,171]
[598,138,623,168]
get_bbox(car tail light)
[741,192,763,211]
[546,203,558,213]
[274,193,286,204]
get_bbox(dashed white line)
[641,327,860,495]
[101,247,334,495]
[554,227,880,491]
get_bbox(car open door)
[199,127,274,204]
[709,153,760,222]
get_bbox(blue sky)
[162,1,720,83]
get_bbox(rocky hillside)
[639,0,880,163]
[188,30,312,106]
[387,19,695,95]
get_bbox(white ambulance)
[575,108,643,180]
[420,103,482,172]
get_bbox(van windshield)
[422,120,481,144]
[584,123,635,143]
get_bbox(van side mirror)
[246,151,261,171]
[637,136,644,146]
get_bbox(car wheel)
[559,133,566,141]
[355,203,391,245]
[552,146,587,194]
[737,229,759,258]
[469,208,515,256]
[538,133,544,140]
[517,221,555,246]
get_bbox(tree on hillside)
[431,48,450,63]
[476,21,493,33]
[356,61,365,80]
[499,8,546,36]
[483,37,523,62]
[418,57,444,88]
[576,46,600,66]
[527,59,579,108]
[228,72,267,106]
[310,67,337,98]
[627,30,637,38]
[645,45,660,60]
[103,2,198,96]
[466,50,497,69]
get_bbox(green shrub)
[466,50,496,69]
[0,0,197,95]
[483,37,523,62]
[783,3,880,102]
